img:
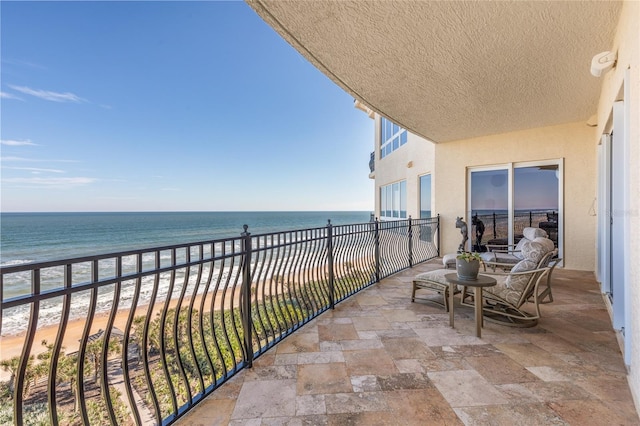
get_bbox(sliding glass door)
[468,161,562,256]
[469,169,509,250]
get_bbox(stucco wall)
[434,122,597,271]
[373,114,436,219]
[594,0,640,412]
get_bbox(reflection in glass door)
[469,169,509,250]
[514,165,559,247]
[469,161,562,255]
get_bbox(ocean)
[0,211,371,266]
[0,211,372,335]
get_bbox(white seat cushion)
[442,253,457,268]
[523,227,547,240]
[414,269,451,286]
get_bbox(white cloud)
[0,156,77,163]
[4,167,65,173]
[0,156,33,161]
[8,85,86,103]
[1,139,37,146]
[2,58,46,70]
[0,91,23,100]
[2,177,96,185]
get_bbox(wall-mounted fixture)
[590,51,617,77]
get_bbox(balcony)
[178,263,639,424]
[0,218,440,424]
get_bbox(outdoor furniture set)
[411,227,559,333]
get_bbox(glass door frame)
[467,159,564,260]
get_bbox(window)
[380,181,406,220]
[380,117,408,159]
[419,174,431,218]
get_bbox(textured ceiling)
[248,1,621,143]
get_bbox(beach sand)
[0,286,244,380]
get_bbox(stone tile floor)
[179,260,639,425]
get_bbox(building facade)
[251,0,639,413]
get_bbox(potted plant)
[456,252,481,280]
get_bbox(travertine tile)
[354,293,387,306]
[495,383,543,404]
[375,328,419,338]
[493,343,566,367]
[526,366,569,382]
[324,392,389,414]
[414,327,485,347]
[343,348,398,376]
[574,377,635,401]
[350,374,380,392]
[206,375,243,400]
[274,353,299,365]
[351,315,391,331]
[549,399,636,425]
[296,394,326,416]
[356,330,379,340]
[384,389,463,425]
[180,398,235,425]
[327,411,396,425]
[519,381,594,402]
[454,403,567,425]
[419,357,473,373]
[277,332,320,354]
[393,358,425,373]
[380,337,431,360]
[231,379,297,419]
[318,323,359,342]
[228,418,261,426]
[319,341,342,352]
[437,344,502,358]
[243,364,297,381]
[254,353,276,367]
[380,308,420,322]
[525,332,583,354]
[377,372,433,391]
[339,338,384,351]
[297,351,344,364]
[428,370,507,407]
[464,354,540,384]
[297,363,352,395]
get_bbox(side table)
[444,273,497,338]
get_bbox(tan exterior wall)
[434,122,597,271]
[373,114,436,219]
[593,0,640,412]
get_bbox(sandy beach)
[0,286,243,368]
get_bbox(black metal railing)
[0,216,439,425]
[369,151,375,173]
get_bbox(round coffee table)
[444,273,497,338]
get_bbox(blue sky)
[0,1,374,212]
[471,168,559,212]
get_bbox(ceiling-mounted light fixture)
[590,51,617,77]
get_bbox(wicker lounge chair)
[461,236,556,327]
